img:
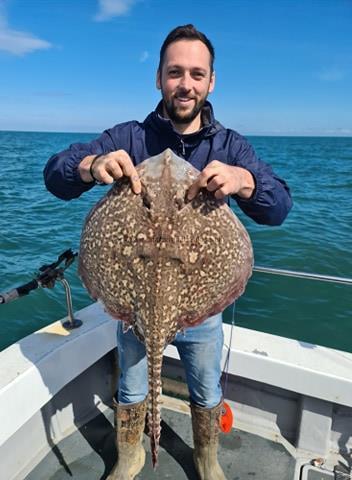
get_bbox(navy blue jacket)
[44,101,292,226]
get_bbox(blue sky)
[0,0,351,135]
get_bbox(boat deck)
[2,302,350,480]
[25,401,295,480]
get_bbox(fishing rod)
[0,249,82,329]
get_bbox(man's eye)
[193,72,206,79]
[169,70,180,76]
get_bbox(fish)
[78,148,253,467]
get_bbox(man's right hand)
[79,150,142,194]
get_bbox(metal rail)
[253,266,352,286]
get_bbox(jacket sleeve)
[43,129,118,200]
[230,135,293,226]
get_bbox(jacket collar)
[144,100,223,141]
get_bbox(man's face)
[157,39,215,126]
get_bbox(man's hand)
[79,150,142,194]
[187,161,255,201]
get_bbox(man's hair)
[159,24,215,72]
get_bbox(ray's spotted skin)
[78,148,253,466]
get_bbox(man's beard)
[162,94,207,125]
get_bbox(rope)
[221,302,236,398]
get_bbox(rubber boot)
[107,398,147,480]
[191,401,227,480]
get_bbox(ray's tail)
[145,340,164,468]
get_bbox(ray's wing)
[172,192,253,328]
[78,179,153,325]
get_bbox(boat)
[0,267,352,480]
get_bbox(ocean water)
[0,131,351,352]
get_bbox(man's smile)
[174,96,195,105]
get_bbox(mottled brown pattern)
[78,148,253,467]
[190,401,223,448]
[116,399,148,445]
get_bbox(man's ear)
[208,71,215,94]
[156,70,161,90]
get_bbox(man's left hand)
[187,161,255,201]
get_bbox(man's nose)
[179,72,192,90]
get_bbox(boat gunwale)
[1,301,352,447]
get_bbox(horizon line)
[0,128,351,139]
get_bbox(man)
[44,24,292,480]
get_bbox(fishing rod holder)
[37,249,82,330]
[0,249,82,330]
[58,278,82,330]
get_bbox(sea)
[0,131,351,353]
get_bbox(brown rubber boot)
[107,398,147,480]
[191,401,227,480]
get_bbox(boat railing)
[253,266,352,285]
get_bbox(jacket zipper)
[180,139,185,157]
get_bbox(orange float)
[220,401,233,433]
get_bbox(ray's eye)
[174,196,185,210]
[142,193,152,210]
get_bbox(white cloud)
[0,9,52,55]
[94,0,138,21]
[317,67,344,82]
[139,50,149,62]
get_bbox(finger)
[106,161,123,180]
[130,173,142,194]
[206,174,224,192]
[98,171,115,184]
[214,185,230,200]
[187,179,202,201]
[187,170,215,200]
[116,152,142,194]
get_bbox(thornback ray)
[78,148,253,467]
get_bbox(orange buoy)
[220,401,233,433]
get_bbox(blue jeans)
[116,313,224,408]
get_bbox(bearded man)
[44,24,292,480]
